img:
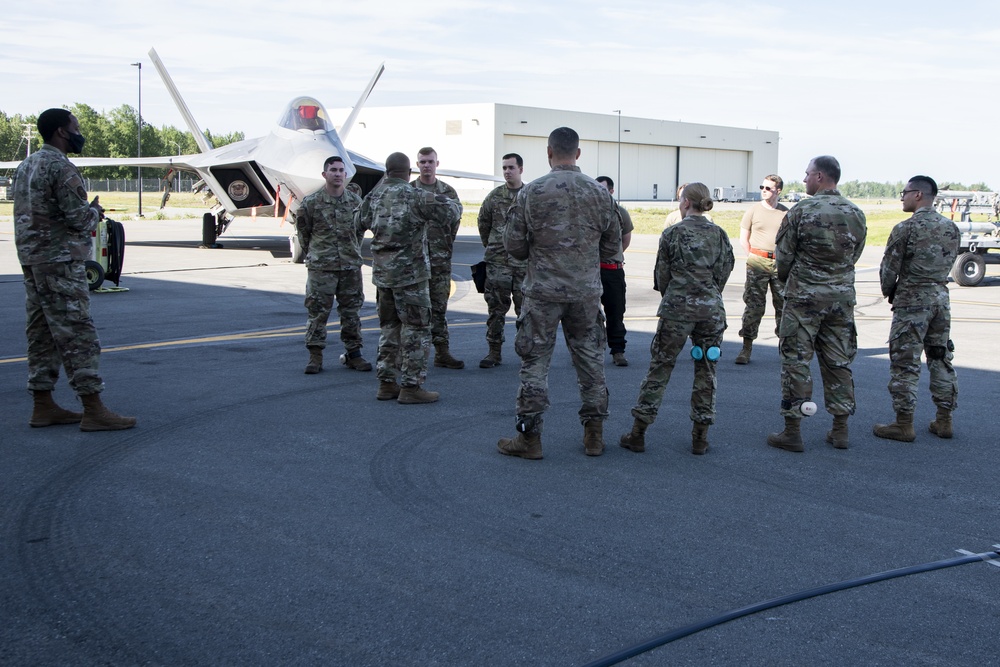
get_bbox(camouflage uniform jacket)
[13,144,100,265]
[776,189,867,304]
[410,178,463,270]
[478,183,526,267]
[504,164,621,302]
[654,215,734,321]
[880,206,960,308]
[357,176,443,288]
[295,189,363,271]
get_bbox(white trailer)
[712,186,745,202]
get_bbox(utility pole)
[22,124,33,157]
[131,61,143,217]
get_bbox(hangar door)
[592,142,678,201]
[678,148,749,194]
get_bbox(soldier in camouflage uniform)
[768,156,866,452]
[476,153,527,368]
[497,127,621,460]
[873,176,960,442]
[734,174,789,364]
[619,183,734,456]
[410,147,465,369]
[13,108,136,431]
[357,152,459,404]
[295,156,370,374]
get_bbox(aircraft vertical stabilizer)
[147,48,213,153]
[339,62,385,143]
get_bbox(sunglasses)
[759,185,776,192]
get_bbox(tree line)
[783,179,993,197]
[0,106,243,179]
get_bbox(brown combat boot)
[767,416,803,452]
[497,431,543,460]
[929,408,953,439]
[826,414,850,449]
[734,338,753,365]
[342,350,372,372]
[304,347,323,374]
[397,385,440,404]
[583,420,604,456]
[80,393,137,432]
[376,380,401,401]
[479,344,502,369]
[873,411,915,443]
[29,390,83,427]
[434,344,465,369]
[619,419,647,453]
[692,422,710,455]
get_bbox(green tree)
[0,111,37,163]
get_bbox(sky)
[2,0,999,186]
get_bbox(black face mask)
[66,131,86,154]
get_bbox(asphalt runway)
[1,217,998,666]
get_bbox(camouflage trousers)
[738,255,784,340]
[375,282,431,387]
[778,299,856,418]
[429,264,453,346]
[887,305,958,413]
[514,296,609,432]
[484,262,525,345]
[22,261,104,395]
[631,316,726,426]
[304,267,364,351]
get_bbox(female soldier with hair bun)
[620,182,734,455]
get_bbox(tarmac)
[1,215,998,666]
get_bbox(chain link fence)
[82,178,198,193]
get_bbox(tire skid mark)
[10,381,344,663]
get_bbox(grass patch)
[461,199,994,246]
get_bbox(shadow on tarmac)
[1,266,998,666]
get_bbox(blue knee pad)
[691,345,721,361]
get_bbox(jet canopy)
[278,97,334,133]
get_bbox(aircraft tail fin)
[147,47,214,153]
[339,62,385,143]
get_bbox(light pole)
[613,110,621,200]
[131,61,142,217]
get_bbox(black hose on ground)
[581,548,1000,667]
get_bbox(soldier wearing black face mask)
[12,108,137,431]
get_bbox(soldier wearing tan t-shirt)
[735,174,788,364]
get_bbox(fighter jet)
[2,48,494,259]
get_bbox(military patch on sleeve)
[76,185,88,200]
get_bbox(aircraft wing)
[0,154,202,172]
[436,168,503,182]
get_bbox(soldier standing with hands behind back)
[497,127,620,460]
[872,176,960,442]
[768,156,866,453]
[13,108,136,431]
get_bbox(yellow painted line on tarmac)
[0,315,381,365]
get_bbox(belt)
[600,262,623,270]
[749,248,775,259]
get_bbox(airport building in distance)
[334,103,779,201]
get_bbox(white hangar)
[334,103,779,201]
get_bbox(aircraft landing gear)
[201,212,224,249]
